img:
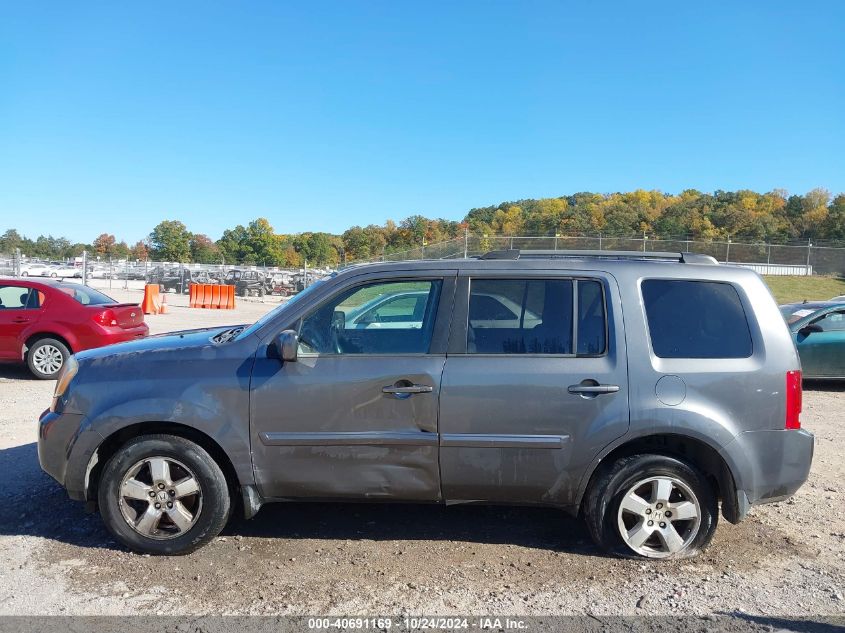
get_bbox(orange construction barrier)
[210,284,222,309]
[141,284,161,315]
[187,283,236,309]
[201,284,213,309]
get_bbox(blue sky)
[1,2,843,244]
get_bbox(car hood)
[74,325,245,362]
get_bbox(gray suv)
[38,250,814,558]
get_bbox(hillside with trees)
[2,188,843,267]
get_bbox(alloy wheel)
[616,475,701,558]
[32,344,64,376]
[118,457,203,540]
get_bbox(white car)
[48,265,82,278]
[19,263,52,276]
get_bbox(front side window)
[642,279,752,359]
[0,286,34,310]
[812,310,845,332]
[298,280,442,355]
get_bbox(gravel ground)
[0,286,843,619]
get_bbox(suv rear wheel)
[97,435,231,555]
[584,454,717,559]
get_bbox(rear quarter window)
[641,279,752,359]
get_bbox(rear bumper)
[723,428,814,516]
[77,323,149,350]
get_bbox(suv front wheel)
[584,454,717,559]
[97,435,231,555]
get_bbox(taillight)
[785,370,802,430]
[94,308,118,327]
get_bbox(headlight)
[51,355,79,412]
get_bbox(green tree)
[149,220,192,262]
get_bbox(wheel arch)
[86,421,242,510]
[23,331,75,359]
[577,432,741,524]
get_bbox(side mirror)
[275,329,299,362]
[331,310,346,331]
[799,323,823,336]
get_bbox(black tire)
[97,434,231,555]
[26,337,70,380]
[239,287,248,297]
[583,454,717,560]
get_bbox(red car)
[0,279,149,379]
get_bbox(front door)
[250,274,455,501]
[0,285,41,360]
[796,308,845,377]
[438,271,629,506]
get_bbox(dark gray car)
[38,250,814,558]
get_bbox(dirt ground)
[0,282,843,618]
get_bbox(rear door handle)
[568,383,620,395]
[12,318,30,324]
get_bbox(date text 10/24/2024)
[307,617,528,630]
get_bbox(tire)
[239,287,248,298]
[97,434,231,555]
[21,271,28,277]
[26,337,70,380]
[258,287,266,297]
[50,272,57,278]
[583,454,717,560]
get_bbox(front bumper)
[723,428,814,516]
[38,409,102,501]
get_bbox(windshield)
[780,305,820,325]
[236,277,328,339]
[56,283,117,306]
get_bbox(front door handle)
[568,383,620,395]
[12,317,30,324]
[383,383,434,395]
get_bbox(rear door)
[438,270,629,506]
[0,284,42,360]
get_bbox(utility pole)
[726,237,731,263]
[81,251,88,286]
[642,232,647,252]
[464,226,468,259]
[554,233,560,251]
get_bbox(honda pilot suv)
[38,250,814,558]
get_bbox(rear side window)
[467,278,607,355]
[641,280,752,359]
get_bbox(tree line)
[2,188,843,267]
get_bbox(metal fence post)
[807,239,812,275]
[81,251,88,286]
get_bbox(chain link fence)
[0,251,334,294]
[353,234,844,276]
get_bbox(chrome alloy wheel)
[616,476,701,558]
[118,457,203,540]
[32,344,64,376]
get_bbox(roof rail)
[478,249,718,265]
